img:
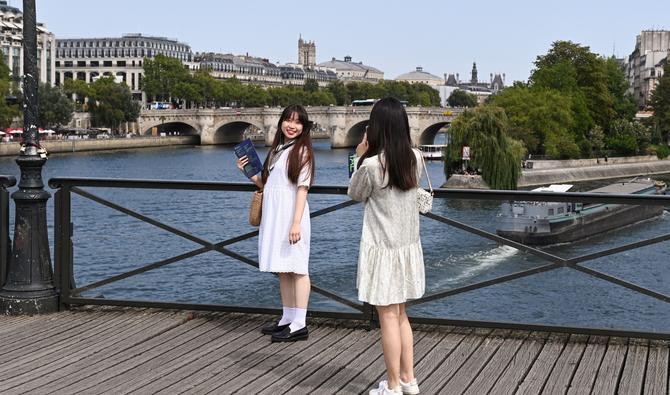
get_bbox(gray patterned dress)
[347,149,425,306]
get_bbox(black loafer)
[271,326,309,342]
[260,322,289,335]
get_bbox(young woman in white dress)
[348,97,425,395]
[237,105,315,342]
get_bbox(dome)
[395,67,443,82]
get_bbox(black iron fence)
[0,176,16,285]
[39,177,670,340]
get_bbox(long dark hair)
[357,97,417,191]
[261,105,315,186]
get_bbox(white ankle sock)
[289,308,307,332]
[278,306,293,326]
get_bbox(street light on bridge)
[0,0,58,314]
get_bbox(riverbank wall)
[443,156,670,189]
[0,136,199,156]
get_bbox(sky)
[22,0,670,84]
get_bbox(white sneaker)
[369,380,402,395]
[399,378,420,394]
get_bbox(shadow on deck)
[0,307,667,394]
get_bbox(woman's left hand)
[289,223,301,245]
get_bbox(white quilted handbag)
[417,155,434,214]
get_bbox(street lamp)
[0,0,58,314]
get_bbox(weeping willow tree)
[444,106,525,190]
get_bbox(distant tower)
[298,35,316,67]
[471,62,478,84]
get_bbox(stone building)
[55,33,195,101]
[624,30,670,109]
[317,56,384,83]
[0,0,56,86]
[279,63,337,87]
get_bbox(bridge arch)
[142,121,199,138]
[341,120,368,148]
[419,122,450,145]
[211,120,265,144]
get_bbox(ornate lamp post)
[0,0,58,314]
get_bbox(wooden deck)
[0,308,667,394]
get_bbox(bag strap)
[420,153,433,192]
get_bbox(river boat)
[417,144,446,160]
[496,179,667,245]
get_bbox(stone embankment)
[444,155,670,189]
[0,136,199,156]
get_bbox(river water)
[0,139,668,333]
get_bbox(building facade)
[440,63,505,106]
[624,30,670,109]
[317,56,384,83]
[395,66,444,87]
[0,0,56,86]
[196,52,283,86]
[55,33,194,101]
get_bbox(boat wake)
[433,245,519,287]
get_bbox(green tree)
[444,106,523,189]
[0,56,18,128]
[490,85,580,157]
[447,89,478,107]
[530,41,614,132]
[326,81,350,105]
[88,77,140,131]
[605,57,637,120]
[303,79,319,93]
[142,54,190,102]
[38,83,73,128]
[62,79,92,107]
[607,119,651,155]
[651,61,670,142]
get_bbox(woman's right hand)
[236,155,249,175]
[356,132,368,157]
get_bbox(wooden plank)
[257,328,373,394]
[104,315,262,394]
[489,331,551,395]
[0,311,99,357]
[410,326,465,385]
[185,325,338,395]
[591,337,629,395]
[231,328,355,394]
[515,332,569,395]
[618,338,649,395]
[416,328,493,395]
[144,317,271,394]
[284,327,382,395]
[45,316,216,394]
[463,330,530,394]
[643,340,669,395]
[542,334,589,394]
[440,329,510,393]
[335,329,434,394]
[68,316,239,394]
[566,336,608,395]
[9,311,182,394]
[0,311,136,384]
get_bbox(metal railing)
[0,175,16,285]
[48,177,670,339]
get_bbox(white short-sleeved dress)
[347,149,425,306]
[258,146,311,275]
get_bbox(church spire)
[471,62,478,84]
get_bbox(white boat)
[418,145,446,160]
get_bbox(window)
[103,60,112,67]
[557,207,564,214]
[77,61,86,67]
[548,209,554,216]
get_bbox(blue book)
[234,139,263,178]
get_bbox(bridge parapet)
[138,107,464,147]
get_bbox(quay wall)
[444,158,670,189]
[527,155,659,170]
[0,136,199,156]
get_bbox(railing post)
[53,186,73,310]
[0,0,58,315]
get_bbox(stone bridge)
[138,106,463,147]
